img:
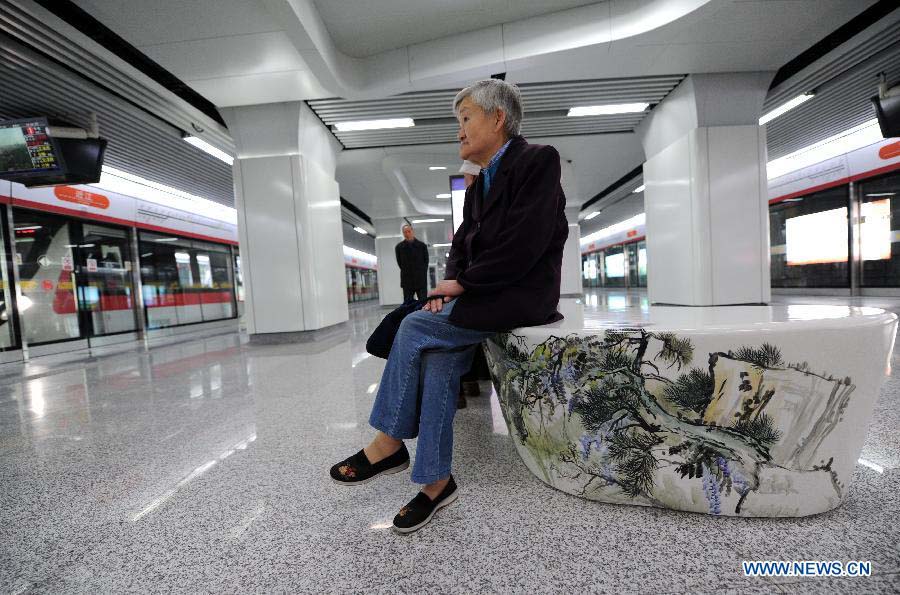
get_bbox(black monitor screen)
[0,118,63,175]
[872,94,900,139]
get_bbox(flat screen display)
[450,175,466,235]
[786,207,848,265]
[860,199,891,261]
[0,118,62,175]
[605,252,625,278]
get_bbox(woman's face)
[456,96,506,166]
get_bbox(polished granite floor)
[2,290,899,594]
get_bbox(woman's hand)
[422,280,464,313]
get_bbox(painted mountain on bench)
[484,330,855,516]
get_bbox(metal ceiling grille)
[765,18,900,161]
[341,221,376,254]
[309,75,686,149]
[0,2,235,208]
[0,33,235,207]
[0,1,232,151]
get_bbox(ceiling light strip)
[184,136,234,165]
[334,118,415,132]
[568,103,649,117]
[759,93,815,126]
[581,213,647,246]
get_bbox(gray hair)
[453,79,523,137]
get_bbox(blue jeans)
[369,299,495,483]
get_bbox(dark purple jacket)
[445,136,568,332]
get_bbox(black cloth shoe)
[456,393,468,409]
[329,443,409,486]
[392,475,458,534]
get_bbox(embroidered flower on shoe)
[339,464,356,478]
[398,506,410,517]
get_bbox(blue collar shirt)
[481,138,513,198]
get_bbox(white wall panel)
[561,223,582,295]
[757,124,772,304]
[223,103,301,159]
[636,77,699,160]
[298,103,341,177]
[295,156,348,329]
[707,125,767,304]
[236,156,305,333]
[688,128,712,305]
[645,125,770,306]
[643,132,697,305]
[375,218,405,306]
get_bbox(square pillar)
[222,102,348,338]
[637,73,774,306]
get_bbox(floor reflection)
[1,295,898,593]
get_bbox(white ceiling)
[72,0,278,46]
[69,1,878,107]
[63,0,884,229]
[505,0,879,84]
[71,0,331,107]
[313,0,600,59]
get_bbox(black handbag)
[365,296,445,359]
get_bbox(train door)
[75,223,138,343]
[12,209,87,354]
[12,209,141,355]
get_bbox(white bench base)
[484,300,897,517]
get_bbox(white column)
[221,102,349,339]
[374,217,405,306]
[636,73,773,306]
[561,205,582,296]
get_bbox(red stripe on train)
[47,289,233,313]
[143,291,234,308]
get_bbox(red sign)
[627,230,638,238]
[879,141,900,161]
[54,186,110,210]
[42,279,54,292]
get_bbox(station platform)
[2,289,899,593]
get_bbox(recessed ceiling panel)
[310,75,685,149]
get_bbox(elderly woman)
[330,79,568,533]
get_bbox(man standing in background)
[395,224,429,301]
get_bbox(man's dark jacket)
[395,238,429,289]
[445,135,568,332]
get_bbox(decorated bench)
[484,300,897,517]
